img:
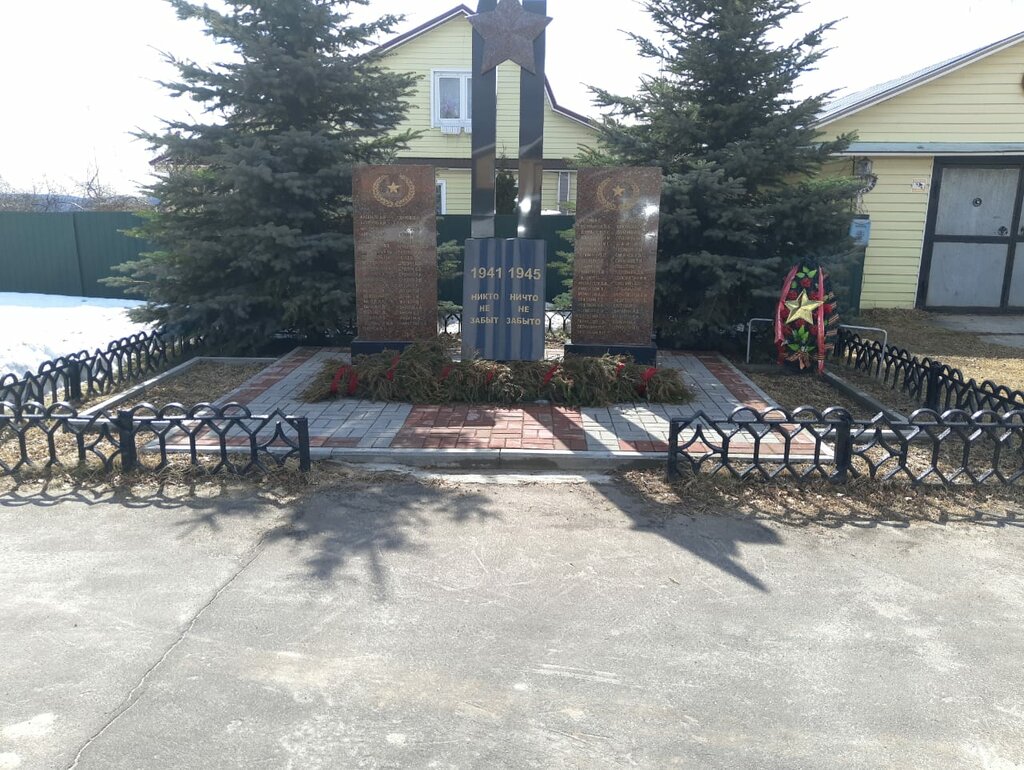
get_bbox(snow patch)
[3,713,55,740]
[0,293,150,377]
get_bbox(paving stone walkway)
[182,347,815,465]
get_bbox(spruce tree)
[112,0,417,348]
[589,0,859,346]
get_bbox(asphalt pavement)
[1,474,1023,769]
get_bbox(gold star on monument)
[468,0,553,74]
[387,182,401,194]
[612,185,626,198]
[785,290,825,325]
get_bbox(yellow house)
[817,31,1024,311]
[377,5,599,215]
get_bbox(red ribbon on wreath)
[815,269,827,374]
[637,367,658,396]
[330,365,359,397]
[485,369,495,384]
[330,365,349,397]
[615,362,626,378]
[542,363,560,386]
[385,355,401,382]
[439,365,451,382]
[775,265,800,364]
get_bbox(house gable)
[378,9,598,162]
[818,34,1024,146]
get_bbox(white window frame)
[557,171,572,213]
[435,179,447,215]
[431,69,473,132]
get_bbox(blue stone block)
[462,238,547,361]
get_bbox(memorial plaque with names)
[462,238,547,361]
[567,167,663,365]
[352,165,438,354]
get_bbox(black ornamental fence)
[0,402,311,476]
[0,329,204,407]
[667,407,1024,486]
[0,329,311,477]
[437,308,571,337]
[833,329,1024,415]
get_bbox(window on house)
[433,71,472,132]
[557,171,572,213]
[435,180,447,215]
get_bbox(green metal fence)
[0,212,576,304]
[0,212,146,299]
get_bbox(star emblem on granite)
[784,290,825,325]
[387,182,402,194]
[612,185,626,198]
[468,0,552,74]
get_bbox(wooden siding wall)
[823,44,1024,143]
[820,41,1024,308]
[383,15,597,214]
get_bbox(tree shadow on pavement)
[265,480,498,599]
[596,477,782,593]
[0,469,499,600]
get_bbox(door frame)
[916,155,1024,313]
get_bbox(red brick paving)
[696,353,773,411]
[391,404,588,451]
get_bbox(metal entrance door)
[919,159,1024,311]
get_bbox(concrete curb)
[303,447,667,471]
[822,371,908,422]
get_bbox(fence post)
[68,360,82,402]
[116,410,138,473]
[925,361,942,412]
[667,420,680,479]
[296,418,311,472]
[832,414,853,484]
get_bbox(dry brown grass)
[120,361,269,408]
[620,469,1024,527]
[861,308,1024,391]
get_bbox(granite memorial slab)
[462,238,546,361]
[566,167,663,365]
[352,165,438,355]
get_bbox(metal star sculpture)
[784,290,825,325]
[468,0,552,74]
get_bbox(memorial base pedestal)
[351,339,419,357]
[565,343,658,366]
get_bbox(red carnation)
[787,291,799,300]
[485,370,495,384]
[800,277,812,288]
[615,362,626,378]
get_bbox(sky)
[1,0,1022,194]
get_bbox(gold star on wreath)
[387,182,401,194]
[785,290,825,325]
[468,0,553,74]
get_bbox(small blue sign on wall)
[850,215,871,247]
[462,238,547,361]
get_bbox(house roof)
[816,30,1024,126]
[374,5,597,129]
